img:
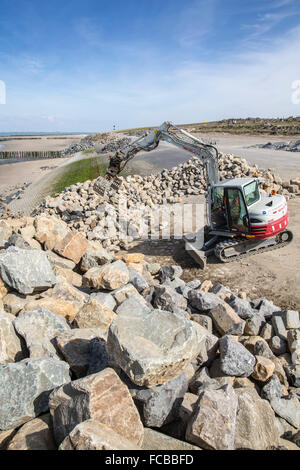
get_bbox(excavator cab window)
[226,188,249,232]
[211,187,228,229]
[243,180,260,207]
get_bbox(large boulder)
[234,387,280,450]
[59,420,139,450]
[186,384,238,450]
[219,335,256,377]
[83,260,130,290]
[0,358,70,431]
[14,308,71,359]
[0,310,24,364]
[0,247,56,295]
[49,368,144,446]
[108,309,206,387]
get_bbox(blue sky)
[0,0,300,131]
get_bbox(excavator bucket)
[93,176,120,197]
[185,238,207,269]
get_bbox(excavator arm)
[105,121,220,185]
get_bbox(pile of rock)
[0,215,299,450]
[254,140,300,153]
[30,152,299,252]
[60,140,95,157]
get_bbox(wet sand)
[0,134,87,152]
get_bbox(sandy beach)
[0,134,87,152]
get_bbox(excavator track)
[214,230,293,263]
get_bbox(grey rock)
[186,280,201,290]
[282,310,300,329]
[80,247,113,272]
[0,247,56,295]
[116,293,151,316]
[209,283,231,298]
[0,358,70,430]
[254,338,274,359]
[234,387,280,450]
[55,328,108,378]
[220,335,256,377]
[0,310,25,364]
[90,291,116,311]
[186,384,238,450]
[272,314,287,340]
[5,233,33,250]
[229,297,254,320]
[245,314,266,336]
[287,329,300,365]
[159,265,183,282]
[107,308,206,387]
[129,269,149,293]
[257,299,281,319]
[189,366,220,395]
[188,290,223,312]
[14,308,71,359]
[293,430,300,448]
[261,375,284,401]
[190,314,212,333]
[124,371,188,428]
[270,396,300,428]
[153,285,187,313]
[283,364,300,387]
[270,336,288,356]
[87,336,110,375]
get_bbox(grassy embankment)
[51,154,129,195]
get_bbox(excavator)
[94,121,293,268]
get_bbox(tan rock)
[74,299,115,331]
[83,260,130,290]
[34,216,70,250]
[53,266,82,287]
[46,251,76,270]
[240,336,262,354]
[210,303,245,336]
[19,224,36,240]
[0,220,12,239]
[142,428,200,451]
[127,262,144,273]
[251,356,275,382]
[0,429,16,450]
[113,283,139,305]
[117,253,145,264]
[49,368,144,446]
[234,387,280,450]
[233,377,256,389]
[199,280,213,292]
[271,357,289,388]
[59,420,139,450]
[7,414,56,450]
[0,276,8,300]
[3,293,30,315]
[55,232,88,264]
[278,438,300,451]
[21,297,80,323]
[0,310,24,363]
